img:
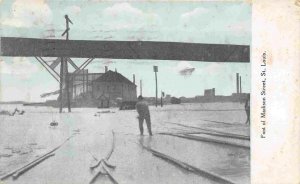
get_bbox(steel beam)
[0,37,250,63]
[67,58,79,70]
[38,57,60,77]
[35,57,60,83]
[49,58,61,70]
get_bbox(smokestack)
[240,76,242,93]
[133,74,135,84]
[236,73,240,94]
[115,68,117,72]
[105,66,108,73]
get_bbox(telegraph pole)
[60,14,73,113]
[153,66,158,107]
[236,73,240,94]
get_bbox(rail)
[161,133,250,150]
[138,141,236,184]
[89,130,118,184]
[164,122,250,140]
[1,135,74,181]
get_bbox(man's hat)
[138,95,143,100]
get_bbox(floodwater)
[0,102,250,184]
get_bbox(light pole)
[153,66,158,107]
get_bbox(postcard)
[0,0,299,183]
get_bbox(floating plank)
[0,37,250,62]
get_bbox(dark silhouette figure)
[135,96,152,136]
[245,96,250,125]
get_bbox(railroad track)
[159,127,250,141]
[164,122,250,140]
[137,140,237,184]
[0,135,75,181]
[160,132,249,149]
[89,130,118,184]
[158,122,250,150]
[198,119,246,126]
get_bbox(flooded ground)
[0,102,250,184]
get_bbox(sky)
[0,0,251,102]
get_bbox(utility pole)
[236,73,240,94]
[60,14,73,113]
[153,66,158,107]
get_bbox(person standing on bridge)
[136,95,153,136]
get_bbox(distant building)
[92,70,137,108]
[231,93,249,100]
[204,88,215,97]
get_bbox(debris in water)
[99,110,115,113]
[4,146,13,150]
[34,146,46,150]
[28,143,38,146]
[0,153,13,158]
[11,149,21,154]
[0,111,11,116]
[94,113,100,117]
[50,121,58,126]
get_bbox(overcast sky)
[0,0,251,102]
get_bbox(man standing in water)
[245,95,250,125]
[136,95,153,136]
